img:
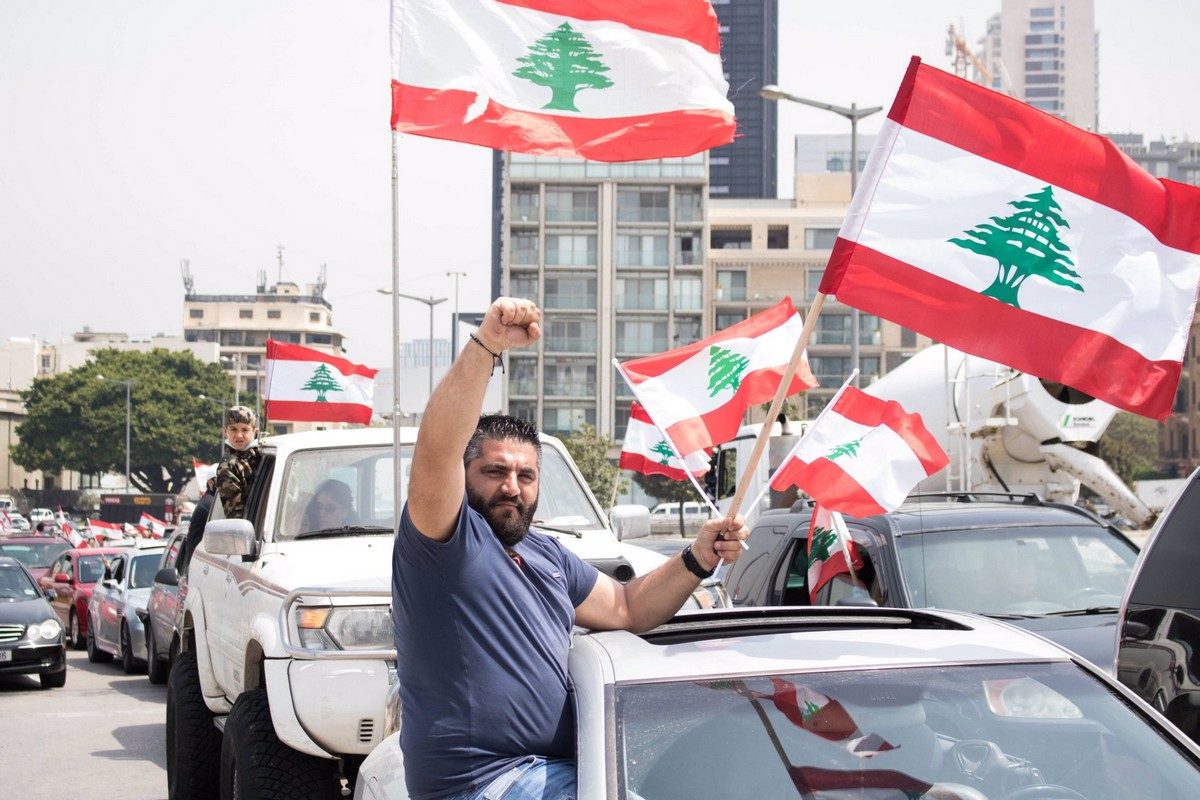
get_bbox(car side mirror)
[204,519,257,558]
[154,567,179,587]
[1123,620,1153,640]
[609,505,651,541]
[54,573,70,584]
[44,589,56,600]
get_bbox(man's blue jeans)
[443,756,575,800]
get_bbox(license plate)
[0,650,11,662]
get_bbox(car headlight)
[295,605,392,651]
[27,619,62,641]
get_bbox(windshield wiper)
[531,520,583,538]
[291,527,388,542]
[981,612,1040,620]
[1042,606,1119,617]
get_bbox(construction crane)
[946,23,1017,97]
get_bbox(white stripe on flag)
[265,360,376,405]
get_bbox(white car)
[356,607,1200,800]
[86,542,165,673]
[28,508,54,525]
[648,501,711,535]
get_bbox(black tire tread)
[146,625,169,685]
[87,629,113,663]
[40,669,66,688]
[167,648,220,800]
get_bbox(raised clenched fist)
[476,297,542,354]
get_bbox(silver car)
[86,544,165,673]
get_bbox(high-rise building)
[708,0,778,199]
[976,0,1098,130]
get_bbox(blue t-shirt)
[392,497,600,799]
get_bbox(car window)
[730,519,793,604]
[0,563,39,599]
[161,532,183,571]
[276,446,410,541]
[130,553,161,589]
[48,554,66,578]
[774,526,883,606]
[109,557,126,585]
[616,661,1200,799]
[0,541,71,568]
[77,555,106,584]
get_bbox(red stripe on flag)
[495,0,721,54]
[774,459,887,519]
[618,451,693,481]
[390,82,735,162]
[891,58,1200,256]
[265,400,374,425]
[820,239,1181,419]
[266,340,378,379]
[832,389,948,476]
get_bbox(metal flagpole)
[391,132,404,528]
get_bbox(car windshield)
[0,541,70,568]
[129,553,161,589]
[77,555,106,584]
[897,524,1138,616]
[276,442,603,541]
[616,661,1200,799]
[0,564,39,600]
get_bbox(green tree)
[707,345,750,397]
[513,22,614,112]
[1098,411,1165,484]
[561,424,627,508]
[11,349,236,494]
[631,472,705,537]
[300,364,342,402]
[949,185,1082,308]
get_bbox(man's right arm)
[406,298,541,542]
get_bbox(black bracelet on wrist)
[681,544,715,580]
[469,332,505,375]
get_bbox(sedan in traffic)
[38,546,127,649]
[0,556,66,688]
[86,544,164,673]
[0,535,72,583]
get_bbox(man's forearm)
[617,552,706,633]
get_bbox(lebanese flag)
[88,519,124,544]
[771,387,947,517]
[762,678,895,757]
[390,0,735,161]
[821,57,1200,420]
[60,521,87,549]
[265,340,378,425]
[619,403,710,481]
[0,511,11,533]
[193,459,217,490]
[139,513,167,538]
[804,505,864,603]
[618,298,818,455]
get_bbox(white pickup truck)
[166,427,714,800]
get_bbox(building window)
[511,187,539,222]
[674,231,702,266]
[1028,20,1055,32]
[616,277,668,310]
[544,358,596,397]
[309,312,321,323]
[675,187,703,223]
[616,233,668,267]
[900,327,917,348]
[511,230,540,265]
[268,309,282,320]
[804,227,839,250]
[811,356,880,386]
[616,187,669,223]
[716,270,746,302]
[674,315,702,345]
[715,311,746,330]
[545,232,597,266]
[509,401,537,425]
[246,354,262,368]
[544,188,597,222]
[806,267,826,300]
[510,274,538,303]
[223,330,245,346]
[189,309,204,319]
[306,333,332,345]
[616,318,668,354]
[239,309,253,319]
[545,318,597,352]
[711,227,752,250]
[1030,6,1055,17]
[825,152,868,173]
[767,225,789,249]
[510,358,539,396]
[614,401,632,441]
[1026,72,1062,83]
[246,378,259,394]
[544,275,596,309]
[542,404,596,437]
[814,315,880,345]
[673,276,702,311]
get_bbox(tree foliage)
[1098,411,1164,485]
[561,424,626,508]
[12,349,237,494]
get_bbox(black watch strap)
[681,544,715,579]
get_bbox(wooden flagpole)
[724,292,827,520]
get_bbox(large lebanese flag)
[820,57,1200,420]
[770,387,948,517]
[390,0,735,161]
[618,298,818,455]
[265,341,378,425]
[619,403,710,481]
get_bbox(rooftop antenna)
[256,269,267,294]
[180,259,194,295]
[277,244,285,284]
[315,264,327,299]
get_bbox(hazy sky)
[1,1,1196,372]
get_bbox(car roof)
[581,607,1071,684]
[259,427,565,457]
[63,547,130,557]
[0,535,70,544]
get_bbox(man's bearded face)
[465,439,540,547]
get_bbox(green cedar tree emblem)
[809,526,837,564]
[948,185,1083,309]
[802,700,822,721]
[512,22,614,112]
[300,363,343,402]
[707,345,750,398]
[651,439,675,465]
[826,436,865,461]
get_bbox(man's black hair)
[464,414,542,465]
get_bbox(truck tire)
[146,624,169,685]
[219,687,340,800]
[167,648,220,800]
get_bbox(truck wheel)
[87,627,113,663]
[220,687,340,800]
[146,624,169,685]
[167,648,220,800]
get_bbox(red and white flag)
[193,459,217,490]
[265,340,378,425]
[619,403,710,481]
[139,513,167,538]
[60,521,87,549]
[87,519,124,543]
[820,57,1200,420]
[804,505,864,603]
[0,511,11,533]
[770,387,948,517]
[390,0,735,161]
[618,298,817,455]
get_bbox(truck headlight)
[295,605,392,651]
[27,619,62,641]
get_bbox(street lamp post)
[759,85,883,387]
[97,376,133,492]
[377,289,449,399]
[447,271,467,362]
[220,354,242,406]
[198,394,232,453]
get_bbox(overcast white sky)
[1,1,1196,371]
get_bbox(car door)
[95,555,125,650]
[1117,466,1200,741]
[42,554,72,625]
[150,531,183,655]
